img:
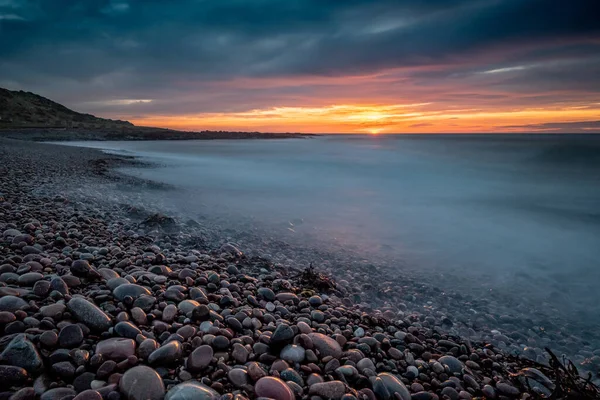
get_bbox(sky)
[1,0,599,134]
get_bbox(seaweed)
[295,263,337,292]
[509,348,600,399]
[138,213,177,230]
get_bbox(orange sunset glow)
[129,102,600,134]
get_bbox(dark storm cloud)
[0,0,598,113]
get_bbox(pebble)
[73,390,103,400]
[96,338,136,360]
[186,345,213,371]
[308,333,342,358]
[67,297,112,332]
[247,362,267,381]
[376,373,411,400]
[119,366,165,400]
[40,303,66,318]
[113,284,151,301]
[18,272,43,286]
[309,381,347,399]
[496,382,520,396]
[439,355,464,374]
[482,385,496,398]
[114,321,142,339]
[228,368,248,387]
[148,340,182,364]
[10,387,36,400]
[0,365,29,387]
[441,387,459,400]
[1,334,44,373]
[405,365,419,379]
[40,388,77,400]
[164,381,219,400]
[58,324,84,348]
[0,296,27,312]
[280,344,306,363]
[232,343,249,363]
[255,377,295,400]
[138,338,159,360]
[271,324,295,345]
[177,300,199,315]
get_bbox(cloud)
[501,120,600,133]
[0,0,598,132]
[101,2,130,15]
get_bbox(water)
[59,135,600,325]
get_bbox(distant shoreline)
[0,126,314,141]
[2,126,599,143]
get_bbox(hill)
[0,88,133,129]
[0,87,307,140]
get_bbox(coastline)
[0,137,596,399]
[0,127,313,142]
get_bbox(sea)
[58,134,600,335]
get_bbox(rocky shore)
[0,138,596,400]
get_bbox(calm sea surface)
[60,135,600,323]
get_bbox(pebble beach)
[0,138,596,400]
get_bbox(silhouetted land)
[0,88,308,141]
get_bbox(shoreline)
[0,138,597,399]
[0,127,313,142]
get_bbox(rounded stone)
[113,284,151,301]
[0,365,29,387]
[70,260,95,277]
[212,336,230,350]
[96,338,136,360]
[138,339,159,361]
[257,287,275,301]
[148,340,182,364]
[255,377,295,400]
[308,295,323,307]
[232,343,249,363]
[1,334,43,373]
[119,366,165,400]
[377,373,411,400]
[438,356,464,374]
[40,303,66,319]
[496,382,519,396]
[0,296,27,312]
[67,297,112,332]
[308,333,343,358]
[107,278,130,290]
[115,321,142,339]
[280,344,305,363]
[10,387,36,400]
[271,324,295,345]
[40,331,59,347]
[0,311,16,324]
[59,324,84,348]
[309,381,346,399]
[40,388,77,400]
[164,381,219,400]
[18,272,44,286]
[186,345,213,372]
[177,300,199,315]
[74,390,103,400]
[228,368,248,387]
